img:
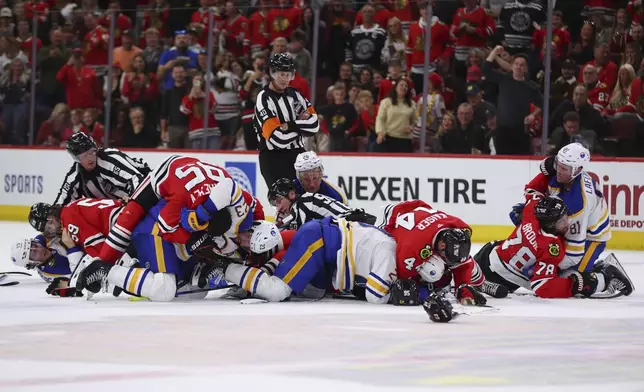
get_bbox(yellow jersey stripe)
[577,242,599,272]
[367,277,388,296]
[588,206,609,231]
[283,238,324,284]
[152,224,167,273]
[243,268,260,292]
[127,268,143,293]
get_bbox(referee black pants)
[259,148,305,189]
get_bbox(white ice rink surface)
[0,222,643,392]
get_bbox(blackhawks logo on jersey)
[548,243,560,257]
[419,245,432,260]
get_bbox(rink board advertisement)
[0,148,642,250]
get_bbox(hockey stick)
[0,271,31,276]
[175,284,234,297]
[0,281,19,287]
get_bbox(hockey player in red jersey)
[475,195,633,298]
[98,155,263,264]
[376,200,504,305]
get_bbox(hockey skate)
[591,253,634,299]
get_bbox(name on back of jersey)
[416,212,448,230]
[521,223,539,250]
[190,183,217,203]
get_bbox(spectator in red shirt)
[56,47,102,110]
[82,108,105,146]
[179,73,218,149]
[60,109,87,143]
[121,54,159,112]
[580,43,618,90]
[15,20,41,63]
[99,0,133,47]
[378,59,415,102]
[83,12,109,67]
[35,103,71,146]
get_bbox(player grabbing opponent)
[97,155,262,265]
[476,195,633,298]
[293,151,348,204]
[376,200,504,305]
[518,143,612,274]
[199,217,398,303]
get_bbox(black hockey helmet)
[28,202,52,232]
[436,228,471,266]
[535,196,568,234]
[268,178,297,205]
[208,208,233,237]
[66,132,97,159]
[268,53,295,74]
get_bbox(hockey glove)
[457,284,487,306]
[390,279,420,306]
[46,277,84,297]
[509,203,525,226]
[540,155,556,176]
[570,271,600,297]
[344,209,377,225]
[180,207,210,233]
[423,292,457,323]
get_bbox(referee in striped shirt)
[53,132,150,206]
[254,53,319,188]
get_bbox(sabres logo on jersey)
[419,245,432,260]
[548,243,560,257]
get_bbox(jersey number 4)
[501,228,536,271]
[394,206,437,230]
[175,162,226,191]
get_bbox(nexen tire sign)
[0,149,641,249]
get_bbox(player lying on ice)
[374,200,507,306]
[194,216,398,303]
[74,199,246,301]
[269,178,376,229]
[10,235,72,286]
[475,195,633,298]
[506,142,634,297]
[292,151,348,204]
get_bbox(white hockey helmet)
[417,255,446,283]
[294,151,323,174]
[10,238,39,269]
[556,142,590,179]
[250,220,283,256]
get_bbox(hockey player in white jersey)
[198,216,398,303]
[521,143,612,273]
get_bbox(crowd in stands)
[1,0,643,157]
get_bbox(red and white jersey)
[16,36,42,62]
[84,26,109,66]
[405,17,453,75]
[61,198,124,258]
[248,10,270,55]
[377,200,483,287]
[488,196,571,298]
[586,81,611,111]
[449,6,495,61]
[222,14,250,57]
[579,60,618,91]
[191,7,224,47]
[265,6,302,42]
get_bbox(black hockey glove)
[186,231,217,254]
[570,271,599,297]
[344,209,377,225]
[540,155,556,176]
[46,277,84,297]
[456,284,487,306]
[390,279,420,306]
[423,292,457,323]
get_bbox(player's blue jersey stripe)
[366,286,383,299]
[137,269,151,296]
[589,219,610,235]
[253,271,264,293]
[368,272,390,288]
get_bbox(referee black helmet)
[268,178,298,205]
[66,132,97,158]
[268,53,295,74]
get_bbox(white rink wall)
[0,148,642,249]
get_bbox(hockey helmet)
[268,53,295,79]
[294,151,323,174]
[66,132,97,160]
[435,228,471,266]
[555,142,590,180]
[28,202,53,232]
[10,238,45,269]
[535,196,568,234]
[417,255,445,283]
[250,220,283,257]
[268,178,298,205]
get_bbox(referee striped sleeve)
[53,164,82,206]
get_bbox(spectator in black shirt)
[0,58,30,145]
[548,111,598,154]
[440,103,486,154]
[550,84,605,136]
[322,83,358,152]
[483,46,543,155]
[123,107,160,148]
[160,65,190,148]
[466,84,496,129]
